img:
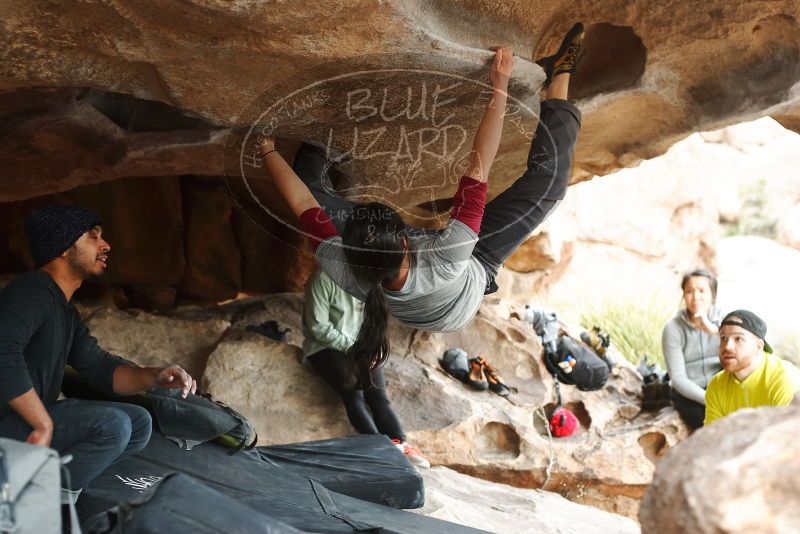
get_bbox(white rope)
[534,404,556,490]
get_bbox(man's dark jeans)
[0,398,152,489]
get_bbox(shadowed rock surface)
[2,0,800,203]
[2,3,800,298]
[86,293,688,519]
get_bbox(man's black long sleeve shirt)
[0,270,127,419]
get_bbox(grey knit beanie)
[24,205,102,267]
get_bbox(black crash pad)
[84,472,304,533]
[259,434,423,509]
[77,432,487,534]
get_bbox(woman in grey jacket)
[661,269,723,429]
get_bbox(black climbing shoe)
[440,348,470,382]
[245,320,289,342]
[536,22,586,88]
[466,357,489,391]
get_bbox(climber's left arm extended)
[259,137,320,218]
[463,46,514,183]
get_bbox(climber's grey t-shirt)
[316,219,488,333]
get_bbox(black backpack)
[146,388,258,452]
[544,336,609,391]
[62,367,257,453]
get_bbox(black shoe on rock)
[536,22,586,88]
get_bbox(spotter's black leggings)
[308,348,406,441]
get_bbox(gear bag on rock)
[62,367,257,452]
[145,388,257,452]
[522,305,608,391]
[545,336,609,391]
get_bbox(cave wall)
[2,0,799,203]
[0,176,315,307]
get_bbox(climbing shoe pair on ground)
[440,349,511,397]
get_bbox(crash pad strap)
[309,479,380,532]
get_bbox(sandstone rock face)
[2,0,800,205]
[68,290,692,524]
[202,329,354,444]
[194,293,688,519]
[419,467,639,534]
[0,174,319,302]
[0,87,227,201]
[715,236,800,364]
[85,308,230,379]
[775,204,800,250]
[3,8,800,293]
[503,231,564,273]
[180,178,242,301]
[500,117,800,318]
[640,399,800,534]
[0,175,187,287]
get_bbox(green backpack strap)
[198,392,258,453]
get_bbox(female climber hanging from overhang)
[259,24,585,386]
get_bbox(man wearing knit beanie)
[0,205,198,506]
[24,204,104,269]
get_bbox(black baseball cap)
[720,310,773,353]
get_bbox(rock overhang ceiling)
[1,0,799,205]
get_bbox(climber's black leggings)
[308,349,406,441]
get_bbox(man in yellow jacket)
[704,310,800,425]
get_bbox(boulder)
[56,288,693,520]
[197,292,688,518]
[85,308,230,379]
[775,204,800,250]
[201,329,353,444]
[3,2,800,204]
[504,231,564,273]
[420,466,639,534]
[0,87,227,202]
[640,398,800,533]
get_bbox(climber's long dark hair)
[342,202,410,388]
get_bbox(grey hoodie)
[661,306,723,405]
